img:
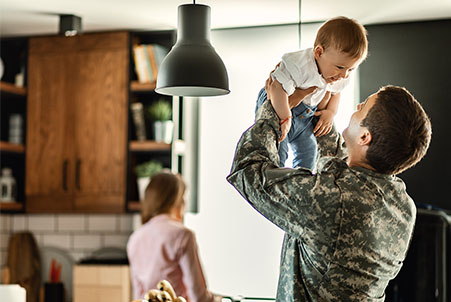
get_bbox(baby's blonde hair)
[314,16,368,60]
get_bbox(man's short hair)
[314,16,368,60]
[362,85,432,175]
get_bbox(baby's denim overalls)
[256,88,317,170]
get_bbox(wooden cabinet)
[26,32,129,213]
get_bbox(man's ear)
[314,45,324,59]
[359,128,372,146]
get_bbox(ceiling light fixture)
[155,1,230,97]
[59,14,82,37]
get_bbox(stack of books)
[133,44,168,83]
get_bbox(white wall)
[184,22,359,297]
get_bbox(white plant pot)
[154,120,174,144]
[137,177,151,201]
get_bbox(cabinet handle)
[76,159,81,190]
[62,160,68,191]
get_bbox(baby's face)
[314,46,362,84]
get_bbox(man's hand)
[265,76,317,107]
[288,86,318,109]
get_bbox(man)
[227,78,431,301]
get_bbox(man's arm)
[315,120,347,160]
[227,100,341,240]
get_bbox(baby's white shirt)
[271,48,350,107]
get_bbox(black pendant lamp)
[155,1,230,97]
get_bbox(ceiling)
[0,0,450,37]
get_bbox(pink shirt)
[127,214,217,302]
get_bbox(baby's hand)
[313,109,334,137]
[279,117,292,142]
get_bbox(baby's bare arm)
[269,79,291,121]
[314,93,341,137]
[318,92,340,114]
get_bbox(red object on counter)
[49,258,62,283]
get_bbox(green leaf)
[134,160,163,178]
[147,100,172,121]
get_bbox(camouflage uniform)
[227,101,416,301]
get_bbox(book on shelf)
[145,45,158,82]
[133,45,150,83]
[143,45,155,82]
[132,44,168,84]
[130,102,147,141]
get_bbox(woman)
[127,171,221,302]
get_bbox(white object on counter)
[0,284,26,302]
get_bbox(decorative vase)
[137,177,151,201]
[0,168,16,202]
[153,120,174,144]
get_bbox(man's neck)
[347,157,375,171]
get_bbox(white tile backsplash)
[103,234,130,248]
[118,215,133,232]
[34,233,44,246]
[57,215,87,232]
[12,215,27,231]
[132,213,142,231]
[42,234,71,250]
[1,213,133,267]
[87,215,117,232]
[0,215,10,231]
[28,215,56,231]
[73,234,102,250]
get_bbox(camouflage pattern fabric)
[227,101,416,301]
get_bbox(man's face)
[343,93,377,147]
[314,46,362,84]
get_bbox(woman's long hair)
[7,231,41,302]
[141,171,186,224]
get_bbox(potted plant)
[134,160,163,201]
[147,100,173,143]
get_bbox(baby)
[256,16,368,169]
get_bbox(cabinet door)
[26,50,75,212]
[72,33,128,212]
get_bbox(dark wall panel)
[360,19,451,211]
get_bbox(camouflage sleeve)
[227,101,342,241]
[316,123,348,160]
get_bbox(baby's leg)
[290,122,318,170]
[278,139,290,167]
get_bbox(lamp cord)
[193,0,196,4]
[298,0,302,48]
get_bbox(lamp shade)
[155,4,230,97]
